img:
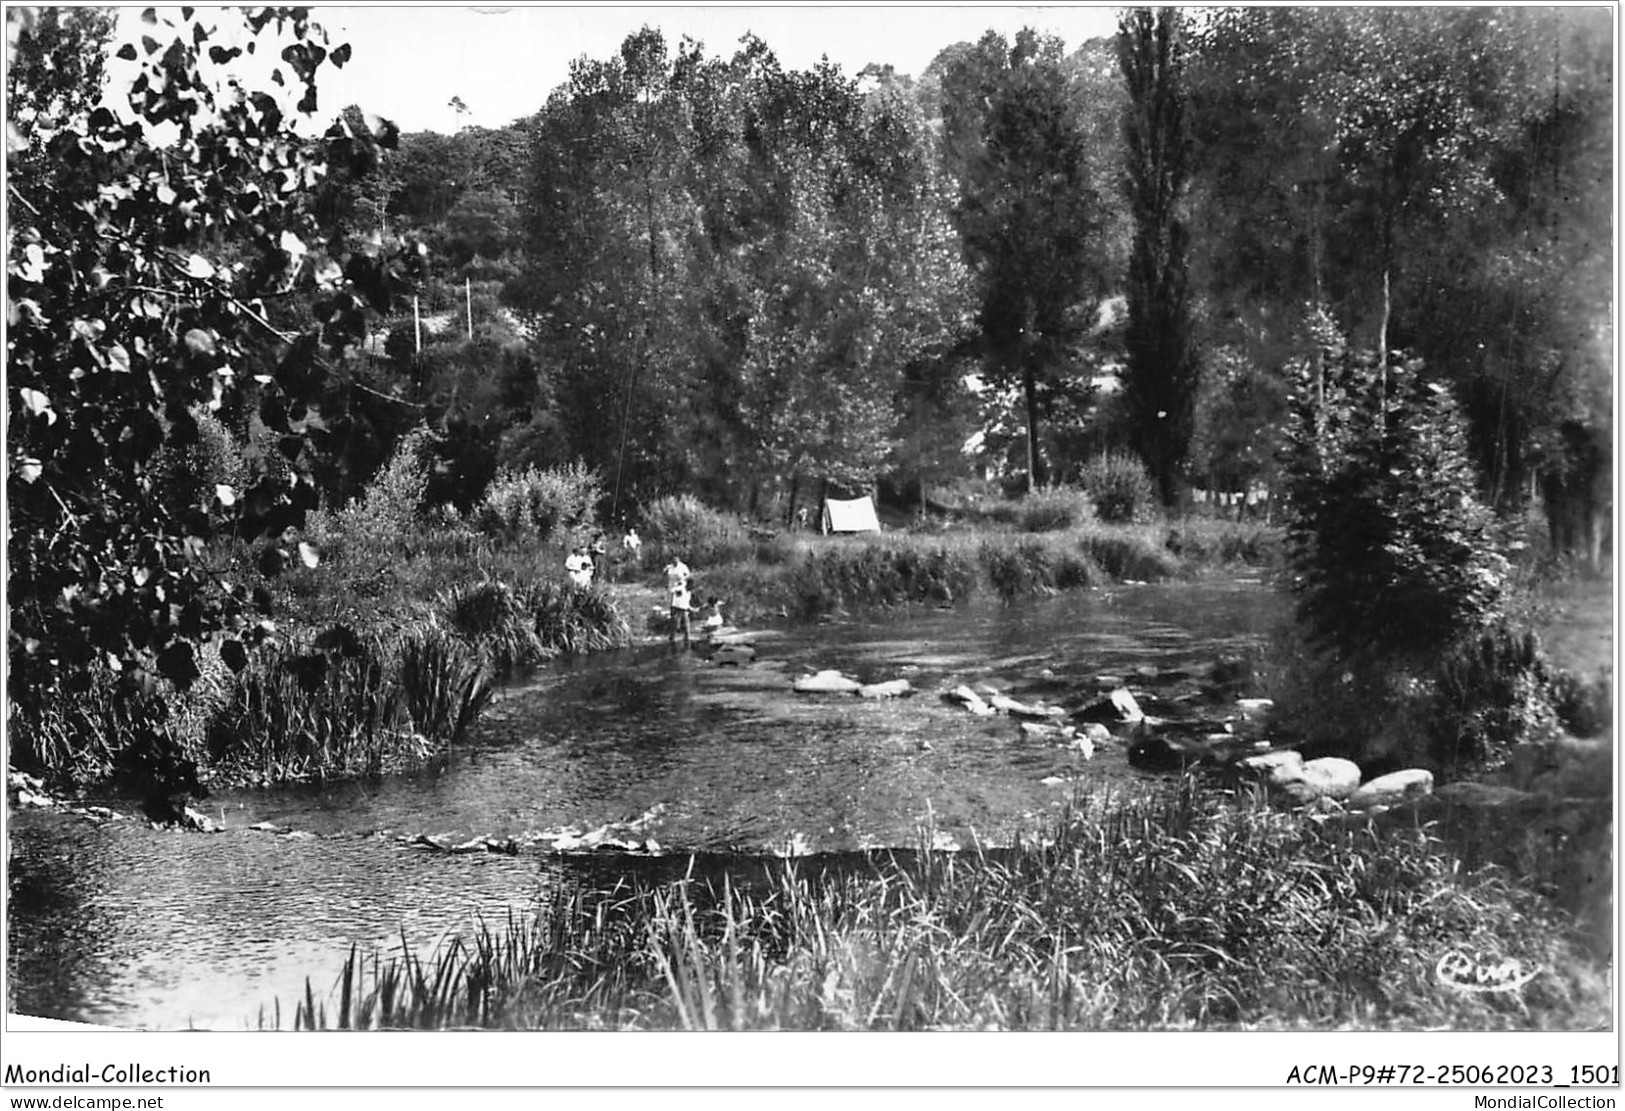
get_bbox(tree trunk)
[1021,302,1041,493]
[1023,365,1041,494]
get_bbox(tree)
[1185,8,1610,562]
[514,31,966,519]
[942,29,1104,492]
[1118,7,1200,506]
[7,7,407,768]
[5,6,116,158]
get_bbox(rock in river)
[1270,757,1362,807]
[988,692,1067,719]
[793,670,863,694]
[1078,687,1145,724]
[1347,768,1434,811]
[945,685,996,715]
[1019,721,1076,741]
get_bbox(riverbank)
[276,777,1610,1031]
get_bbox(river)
[7,579,1282,1029]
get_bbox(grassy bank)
[275,778,1607,1031]
[637,514,1279,628]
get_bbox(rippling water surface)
[8,581,1281,1029]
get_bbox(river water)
[7,580,1282,1029]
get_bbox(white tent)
[821,496,882,534]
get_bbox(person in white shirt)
[665,554,692,644]
[566,545,594,588]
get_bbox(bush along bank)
[273,778,1610,1031]
[645,518,1262,629]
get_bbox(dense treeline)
[318,9,1609,542]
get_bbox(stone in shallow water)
[793,669,862,694]
[1080,722,1113,746]
[1272,757,1362,806]
[1019,721,1075,740]
[1348,768,1434,810]
[946,684,996,715]
[989,693,1066,719]
[1078,687,1144,724]
[858,678,913,699]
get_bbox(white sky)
[139,4,1124,133]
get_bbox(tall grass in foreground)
[275,781,1608,1031]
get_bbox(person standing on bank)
[566,545,594,588]
[665,553,692,645]
[590,532,608,581]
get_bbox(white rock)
[990,693,1066,719]
[1080,722,1113,746]
[947,684,996,715]
[793,670,862,694]
[1019,721,1075,740]
[1273,757,1362,805]
[1348,769,1434,810]
[858,679,913,699]
[1239,749,1304,785]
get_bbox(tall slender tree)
[1117,7,1199,506]
[942,29,1103,492]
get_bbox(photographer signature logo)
[1435,949,1540,994]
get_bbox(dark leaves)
[156,640,201,688]
[220,638,249,673]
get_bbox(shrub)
[397,621,495,748]
[306,425,440,563]
[1274,324,1537,769]
[640,494,753,566]
[156,406,249,528]
[9,666,165,786]
[1077,451,1160,524]
[980,538,1057,602]
[514,578,632,656]
[788,540,977,617]
[473,462,601,547]
[1547,666,1612,738]
[1164,518,1285,569]
[1076,527,1181,582]
[1016,486,1094,532]
[440,578,544,672]
[1429,625,1562,772]
[1284,349,1509,671]
[206,629,416,782]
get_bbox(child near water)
[701,597,725,632]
